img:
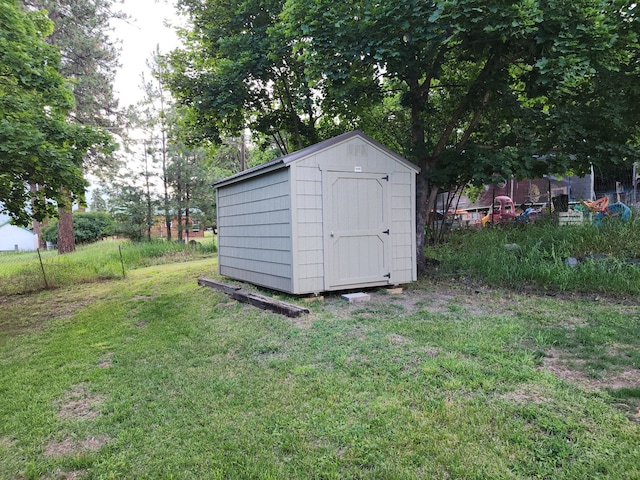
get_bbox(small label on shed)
[354,166,362,172]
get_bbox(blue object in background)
[594,201,631,226]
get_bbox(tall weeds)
[0,240,217,295]
[432,214,640,296]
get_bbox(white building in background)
[0,221,38,252]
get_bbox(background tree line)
[2,0,639,269]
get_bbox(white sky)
[113,0,183,108]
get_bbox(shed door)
[324,172,391,289]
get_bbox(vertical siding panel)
[293,163,324,293]
[390,165,417,283]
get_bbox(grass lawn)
[1,258,639,479]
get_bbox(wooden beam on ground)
[198,277,242,295]
[198,277,310,318]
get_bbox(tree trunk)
[415,173,439,275]
[57,201,75,254]
[30,184,47,248]
[144,148,152,242]
[177,209,183,242]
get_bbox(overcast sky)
[113,0,182,107]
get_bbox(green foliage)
[0,0,113,225]
[166,0,640,267]
[24,0,122,134]
[167,0,335,153]
[166,142,217,241]
[284,0,639,180]
[41,211,115,245]
[433,214,640,295]
[107,185,148,241]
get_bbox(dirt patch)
[558,316,589,330]
[0,284,103,342]
[57,384,105,421]
[541,348,640,422]
[133,294,158,301]
[541,349,640,423]
[0,436,16,449]
[346,326,369,341]
[387,333,412,345]
[44,435,109,458]
[97,352,113,368]
[43,468,88,480]
[541,348,640,391]
[320,284,514,319]
[499,383,552,404]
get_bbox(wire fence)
[0,239,216,296]
[0,245,126,296]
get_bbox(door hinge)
[382,175,389,181]
[383,229,390,235]
[384,273,391,279]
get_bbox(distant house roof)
[0,220,32,232]
[213,130,420,189]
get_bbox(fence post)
[37,248,49,289]
[118,245,125,278]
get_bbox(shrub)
[41,211,116,245]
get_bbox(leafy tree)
[0,0,112,226]
[89,187,108,212]
[166,0,336,154]
[282,0,640,268]
[167,142,217,241]
[139,48,174,241]
[166,0,639,271]
[205,136,276,181]
[107,183,148,241]
[23,0,121,131]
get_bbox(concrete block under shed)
[341,292,371,303]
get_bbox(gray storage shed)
[214,130,421,295]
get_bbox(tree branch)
[432,54,500,158]
[457,90,491,152]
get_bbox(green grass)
[1,260,638,479]
[431,214,640,296]
[0,239,216,296]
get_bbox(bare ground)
[311,283,640,396]
[44,435,109,458]
[56,383,106,421]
